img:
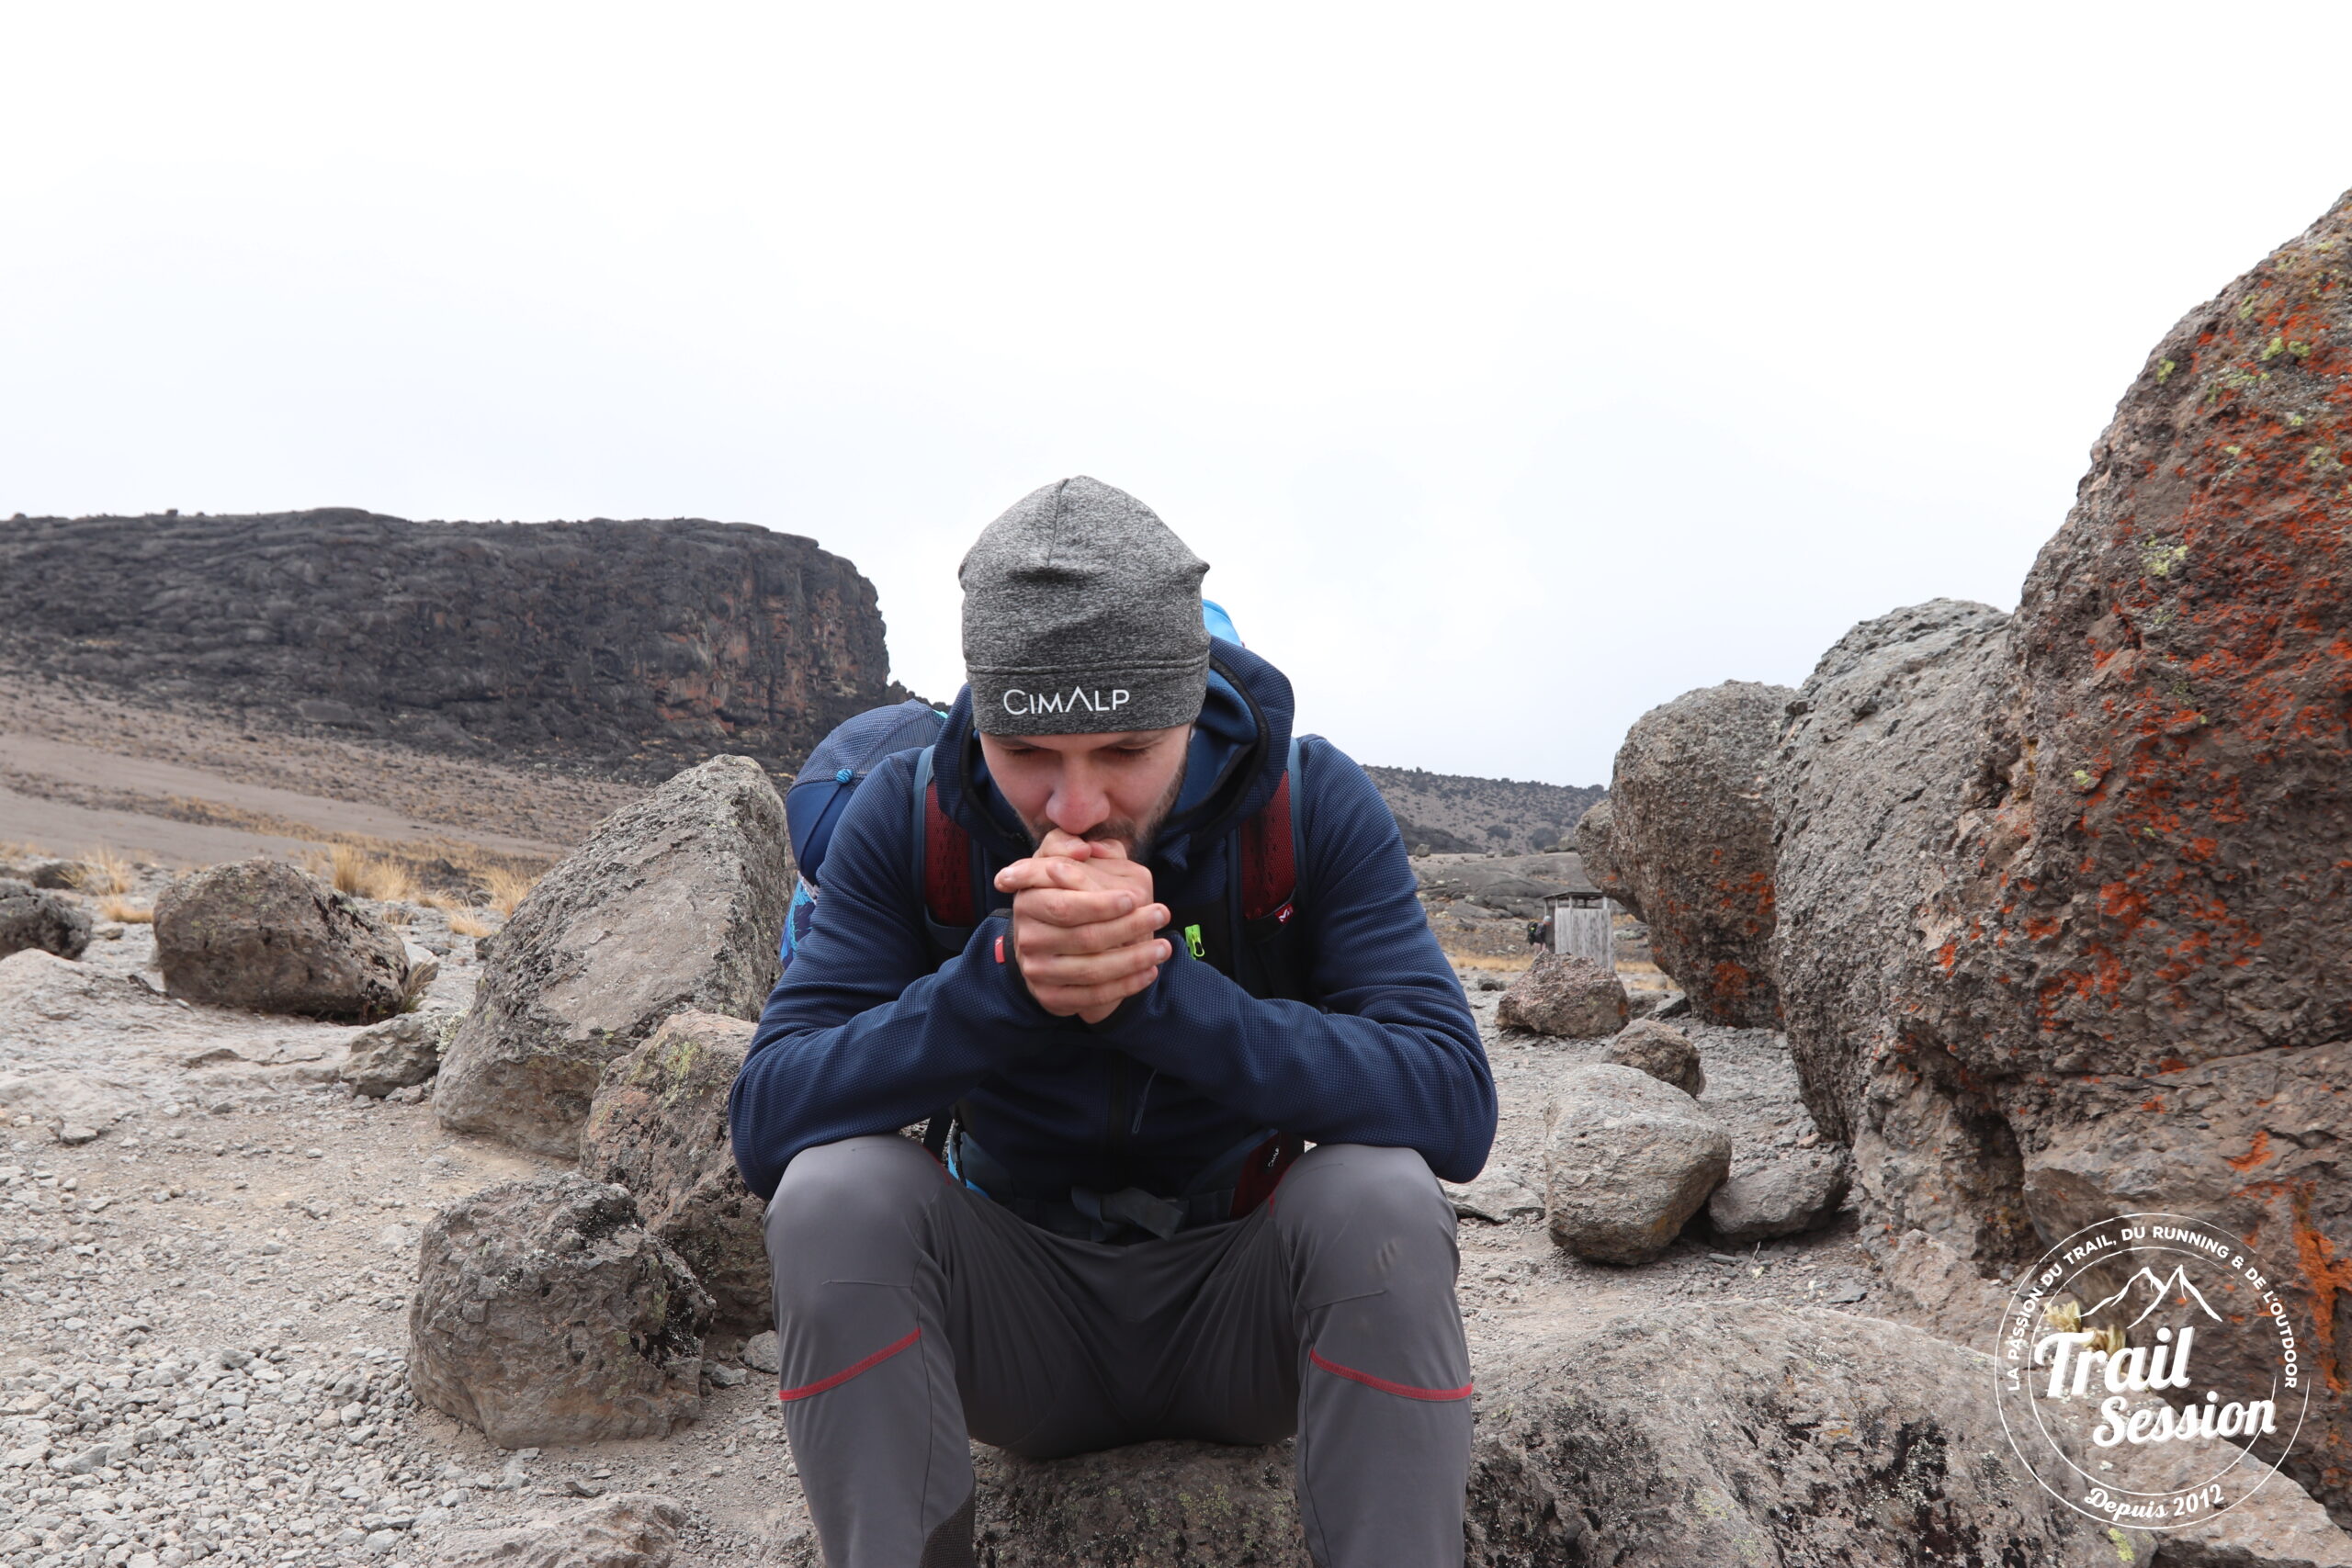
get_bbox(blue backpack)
[778,698,946,971]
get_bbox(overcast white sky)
[5,4,2348,784]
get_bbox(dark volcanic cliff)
[0,510,908,779]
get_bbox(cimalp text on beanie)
[959,477,1210,736]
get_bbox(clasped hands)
[994,829,1170,1024]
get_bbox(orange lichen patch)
[2098,882,2151,930]
[2290,1189,2352,1394]
[2225,1131,2276,1172]
[2157,1057,2191,1075]
[2141,1098,2165,1113]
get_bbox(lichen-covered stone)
[1602,681,1790,1026]
[435,756,787,1157]
[409,1175,710,1449]
[1764,194,2352,1523]
[581,1010,769,1337]
[153,857,413,1023]
[0,878,91,962]
[1496,952,1626,1039]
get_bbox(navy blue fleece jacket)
[727,640,1494,1202]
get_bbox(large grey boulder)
[342,1010,458,1097]
[1603,680,1790,1026]
[428,1493,685,1568]
[408,1174,711,1448]
[1543,1064,1728,1263]
[0,878,91,962]
[1768,598,2026,1268]
[153,857,415,1022]
[580,1010,770,1337]
[435,755,788,1156]
[1464,1303,2163,1565]
[1496,952,1626,1039]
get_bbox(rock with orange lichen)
[1917,192,2352,1523]
[1760,191,2352,1526]
[1600,680,1789,1027]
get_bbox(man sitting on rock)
[729,477,1497,1568]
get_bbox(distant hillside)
[1361,765,1606,857]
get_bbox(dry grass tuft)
[69,844,135,896]
[415,891,469,912]
[481,864,538,917]
[98,895,153,923]
[330,845,421,903]
[447,910,494,939]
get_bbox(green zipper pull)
[1183,923,1206,960]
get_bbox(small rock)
[410,1174,711,1447]
[1709,1143,1849,1242]
[579,1010,769,1335]
[1496,951,1628,1039]
[1605,1017,1704,1095]
[705,1363,747,1388]
[342,1010,458,1098]
[56,1123,99,1146]
[0,877,92,962]
[153,857,413,1021]
[740,1330,780,1375]
[1544,1063,1730,1264]
[1443,1169,1545,1224]
[429,1492,687,1568]
[400,939,441,1004]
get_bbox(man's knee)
[764,1134,944,1280]
[1274,1145,1458,1299]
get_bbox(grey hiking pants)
[764,1134,1473,1567]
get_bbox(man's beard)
[1020,759,1187,861]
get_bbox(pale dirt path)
[0,676,640,869]
[0,737,570,865]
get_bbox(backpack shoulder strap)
[910,746,978,944]
[1240,736,1304,927]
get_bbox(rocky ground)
[0,863,1901,1568]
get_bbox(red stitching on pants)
[1307,1346,1473,1402]
[775,1327,922,1402]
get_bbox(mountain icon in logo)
[2086,1265,2223,1327]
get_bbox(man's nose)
[1045,763,1110,836]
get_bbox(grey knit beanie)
[960,477,1210,737]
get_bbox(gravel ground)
[0,873,1883,1568]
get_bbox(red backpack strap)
[923,779,975,927]
[910,745,977,931]
[1240,739,1301,926]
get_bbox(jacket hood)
[933,637,1295,876]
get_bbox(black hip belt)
[951,1127,1303,1245]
